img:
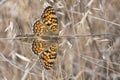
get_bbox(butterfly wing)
[40,43,58,69]
[32,38,59,70]
[41,6,59,35]
[32,38,51,55]
[33,20,49,34]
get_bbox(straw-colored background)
[0,0,120,80]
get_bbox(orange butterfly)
[16,6,59,70]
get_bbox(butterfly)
[16,6,59,70]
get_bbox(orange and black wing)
[32,20,49,34]
[32,38,59,70]
[32,38,50,55]
[40,43,58,69]
[41,6,59,34]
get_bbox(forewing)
[41,6,59,34]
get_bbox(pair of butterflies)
[16,6,59,70]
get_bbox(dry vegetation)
[0,0,120,80]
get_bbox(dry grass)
[0,0,120,80]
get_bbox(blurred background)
[0,0,120,80]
